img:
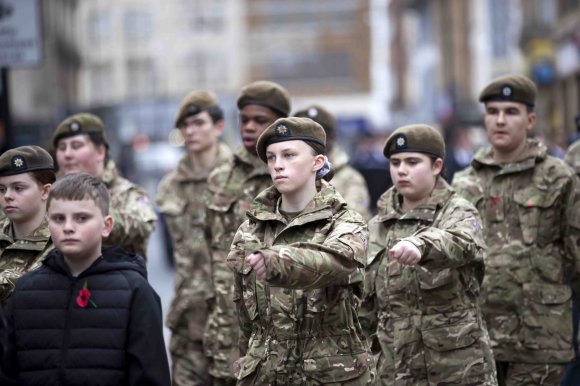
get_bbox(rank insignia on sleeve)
[472,219,482,231]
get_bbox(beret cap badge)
[69,120,81,132]
[307,107,318,118]
[395,135,407,149]
[12,156,25,170]
[186,103,200,115]
[275,124,290,137]
[501,85,512,97]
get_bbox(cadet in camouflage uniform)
[52,113,157,260]
[227,117,373,385]
[452,74,580,386]
[0,146,56,305]
[360,124,497,386]
[294,105,372,220]
[156,91,232,386]
[564,115,580,175]
[204,80,291,385]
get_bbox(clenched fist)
[388,240,421,266]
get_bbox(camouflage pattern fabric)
[227,180,373,385]
[564,139,580,176]
[101,160,157,260]
[329,145,372,221]
[360,178,497,386]
[0,218,53,305]
[203,146,273,381]
[452,139,580,365]
[496,361,567,386]
[156,143,231,386]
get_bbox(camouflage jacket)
[0,218,53,305]
[564,139,580,175]
[329,146,372,220]
[101,160,157,260]
[452,139,580,364]
[203,146,273,379]
[156,142,231,334]
[360,178,496,386]
[227,180,373,385]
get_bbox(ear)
[214,120,225,136]
[101,215,114,238]
[432,157,444,176]
[95,144,107,163]
[40,183,51,201]
[312,154,325,173]
[526,111,537,132]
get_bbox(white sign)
[0,0,42,67]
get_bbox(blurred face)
[239,105,280,155]
[56,134,106,177]
[178,111,224,154]
[47,198,112,262]
[0,173,50,224]
[266,140,324,198]
[484,101,536,156]
[390,152,442,205]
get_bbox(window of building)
[182,0,225,33]
[124,10,153,41]
[489,0,510,58]
[182,51,228,90]
[126,59,157,99]
[89,63,114,105]
[88,11,112,45]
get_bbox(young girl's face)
[56,134,106,177]
[266,140,324,198]
[389,152,442,203]
[0,173,50,224]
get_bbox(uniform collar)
[175,142,232,182]
[471,138,547,174]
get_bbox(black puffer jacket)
[1,246,170,386]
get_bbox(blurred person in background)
[443,123,477,182]
[360,124,496,386]
[294,104,371,220]
[0,146,55,305]
[52,113,157,261]
[203,80,291,385]
[564,113,580,175]
[156,90,232,386]
[453,74,580,386]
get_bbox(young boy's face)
[47,198,113,262]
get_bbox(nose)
[274,157,284,171]
[396,163,408,175]
[3,189,13,201]
[63,218,75,233]
[496,111,506,125]
[241,119,257,133]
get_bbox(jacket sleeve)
[563,174,580,304]
[260,212,368,290]
[403,197,486,271]
[126,279,171,386]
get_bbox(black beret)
[0,145,54,176]
[256,117,326,163]
[383,124,445,159]
[479,74,537,107]
[237,80,291,117]
[52,113,108,148]
[174,90,219,128]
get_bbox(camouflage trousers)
[496,362,567,386]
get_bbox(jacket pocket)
[303,351,370,383]
[514,186,561,246]
[422,319,489,385]
[522,282,573,351]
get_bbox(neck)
[280,182,318,213]
[493,140,527,164]
[65,251,101,277]
[12,211,45,239]
[188,144,219,173]
[401,179,436,211]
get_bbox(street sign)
[0,0,42,67]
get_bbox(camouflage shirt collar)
[233,145,270,176]
[100,159,119,187]
[0,217,51,244]
[375,177,452,222]
[176,142,231,182]
[472,138,547,173]
[329,145,349,171]
[249,180,344,225]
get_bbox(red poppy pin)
[76,280,98,308]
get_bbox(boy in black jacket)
[1,172,171,386]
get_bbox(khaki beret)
[0,145,54,177]
[294,105,337,137]
[383,124,445,159]
[237,80,291,117]
[174,90,219,128]
[479,74,537,107]
[52,113,108,148]
[256,117,326,162]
